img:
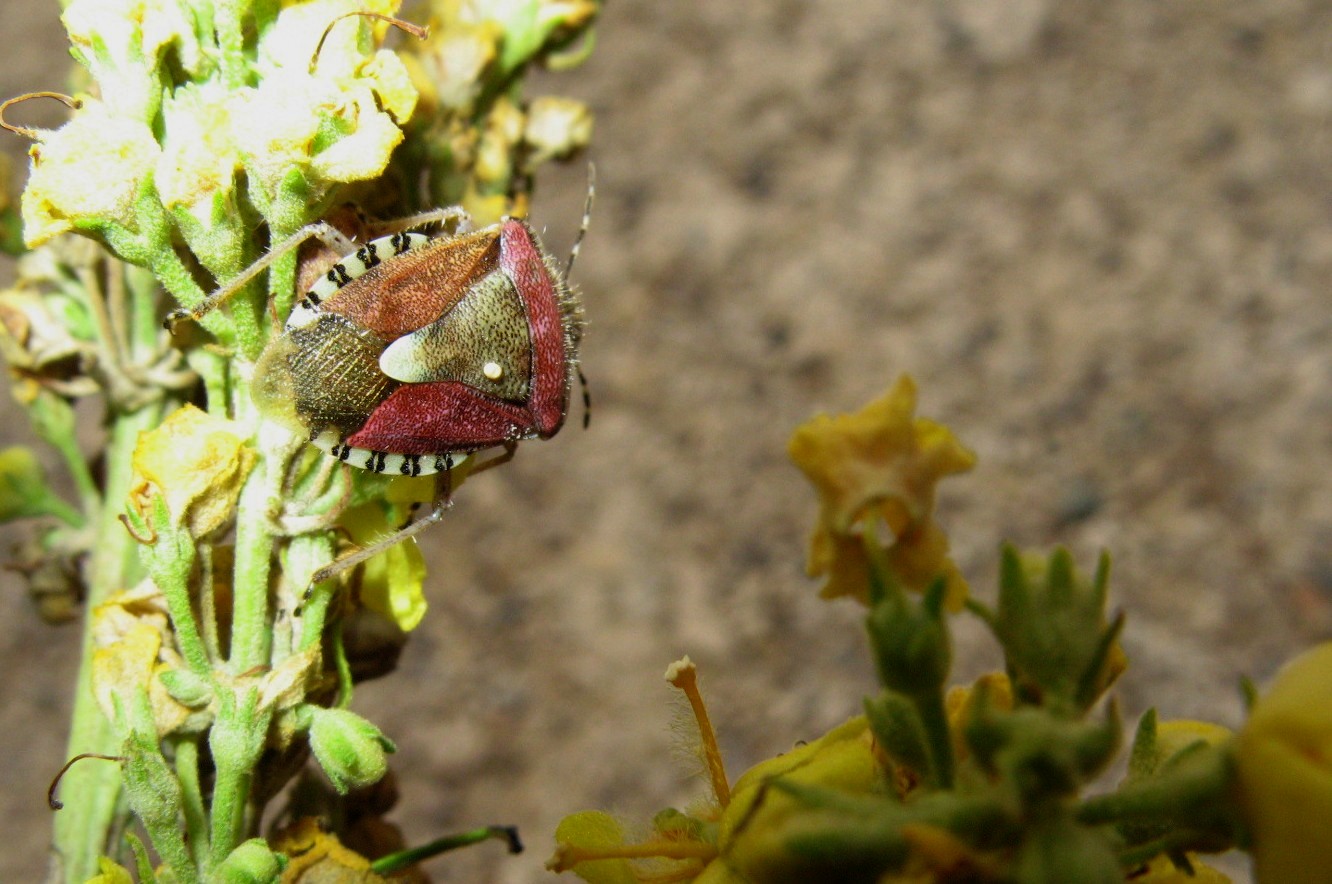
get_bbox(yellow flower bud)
[718,717,885,879]
[1235,642,1332,884]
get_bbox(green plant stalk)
[53,403,163,883]
[228,460,277,672]
[227,381,279,672]
[144,509,211,676]
[915,688,955,790]
[298,535,337,652]
[123,692,197,884]
[48,427,99,523]
[208,688,271,869]
[173,735,210,872]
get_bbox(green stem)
[299,537,337,651]
[229,452,276,672]
[53,403,163,884]
[215,0,250,91]
[915,688,955,790]
[150,247,208,316]
[372,826,523,873]
[48,425,100,521]
[173,736,210,872]
[208,689,270,868]
[124,262,166,360]
[143,509,211,676]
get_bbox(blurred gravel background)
[3,1,1330,880]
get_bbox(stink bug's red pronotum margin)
[166,171,593,584]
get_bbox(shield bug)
[167,177,592,582]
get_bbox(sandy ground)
[3,1,1331,881]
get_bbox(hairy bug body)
[167,175,593,584]
[255,219,583,477]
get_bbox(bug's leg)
[163,222,357,331]
[462,440,519,478]
[308,469,452,586]
[577,365,592,429]
[306,442,518,587]
[376,206,473,237]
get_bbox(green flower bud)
[157,668,213,709]
[211,838,285,884]
[865,578,952,699]
[992,546,1126,716]
[308,706,396,794]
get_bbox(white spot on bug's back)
[483,361,503,380]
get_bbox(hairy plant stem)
[53,402,164,884]
[228,380,278,673]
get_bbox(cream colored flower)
[21,100,159,247]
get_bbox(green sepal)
[1126,708,1159,781]
[119,691,196,884]
[863,690,931,787]
[125,831,156,883]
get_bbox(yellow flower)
[1131,853,1232,883]
[789,376,975,609]
[1235,641,1332,884]
[339,502,428,631]
[21,100,160,247]
[228,0,418,202]
[129,404,256,538]
[272,817,388,883]
[156,81,240,225]
[91,581,196,735]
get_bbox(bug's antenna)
[565,162,596,279]
[310,12,429,74]
[0,92,80,140]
